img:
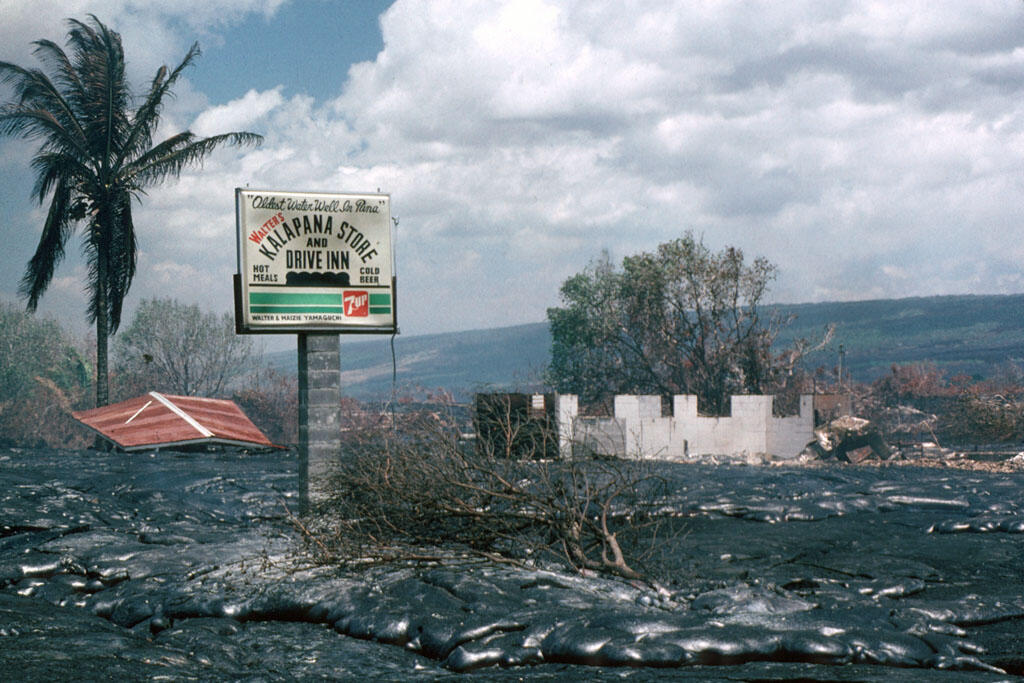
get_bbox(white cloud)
[192,88,285,136]
[155,0,1024,331]
[3,0,1024,341]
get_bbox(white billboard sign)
[235,189,395,333]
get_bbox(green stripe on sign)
[250,305,343,314]
[250,292,340,305]
[249,290,390,315]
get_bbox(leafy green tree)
[548,233,798,414]
[113,298,255,398]
[0,15,261,407]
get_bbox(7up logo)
[343,291,368,316]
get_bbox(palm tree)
[0,15,261,407]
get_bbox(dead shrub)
[0,377,91,449]
[232,368,298,446]
[941,393,1024,444]
[310,398,672,583]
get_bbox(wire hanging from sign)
[390,215,399,429]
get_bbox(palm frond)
[0,63,90,156]
[19,181,74,311]
[118,42,200,167]
[82,213,109,326]
[30,39,81,95]
[117,64,166,162]
[65,16,130,172]
[127,131,263,188]
[30,150,94,204]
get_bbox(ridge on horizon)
[381,292,1024,341]
[264,293,1024,401]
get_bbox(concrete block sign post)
[234,189,396,512]
[297,333,342,512]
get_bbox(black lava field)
[1,447,1022,680]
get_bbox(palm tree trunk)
[95,245,110,408]
[96,304,109,407]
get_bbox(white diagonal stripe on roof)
[149,391,214,438]
[125,400,152,424]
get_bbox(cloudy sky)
[2,0,1023,351]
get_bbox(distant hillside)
[266,294,1024,400]
[267,322,552,401]
[776,294,1024,382]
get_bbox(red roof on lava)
[72,392,277,451]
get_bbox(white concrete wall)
[558,393,813,461]
[766,395,815,458]
[556,393,578,457]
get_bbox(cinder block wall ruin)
[556,394,813,460]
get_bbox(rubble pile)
[802,415,891,463]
